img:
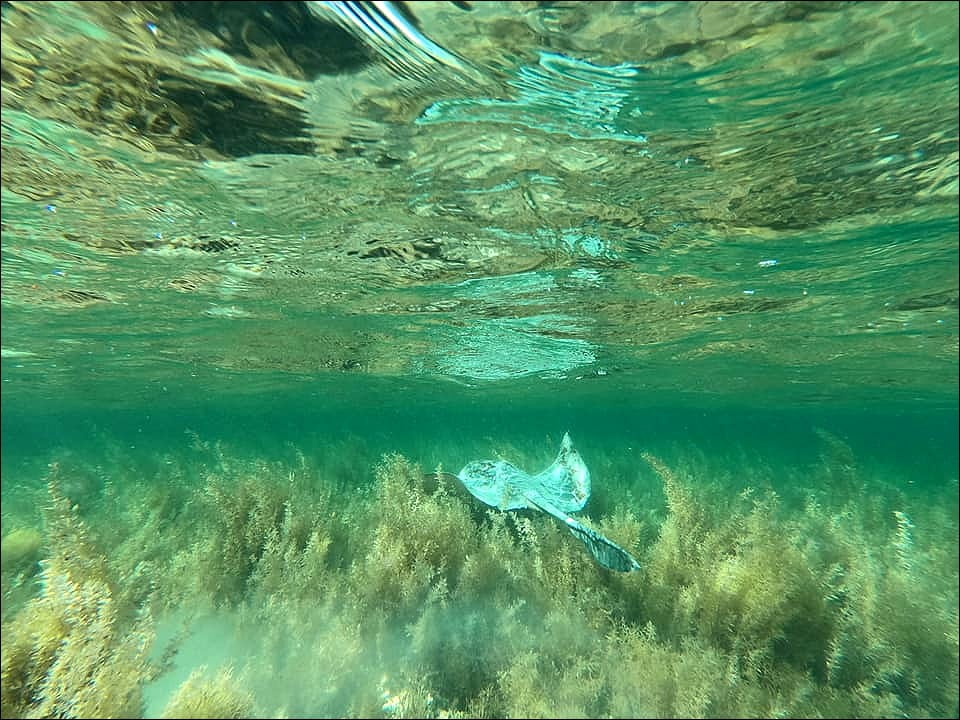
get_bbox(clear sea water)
[1,2,957,718]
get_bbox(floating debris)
[452,433,640,572]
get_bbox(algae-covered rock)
[160,667,255,720]
[0,527,43,574]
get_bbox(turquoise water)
[1,2,958,718]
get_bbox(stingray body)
[453,433,640,572]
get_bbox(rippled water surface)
[2,0,956,412]
[1,2,957,718]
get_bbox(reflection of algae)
[0,436,957,718]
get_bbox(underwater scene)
[1,2,958,718]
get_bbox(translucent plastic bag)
[456,433,640,572]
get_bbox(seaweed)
[159,667,255,719]
[1,480,154,719]
[0,433,956,718]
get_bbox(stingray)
[439,433,640,572]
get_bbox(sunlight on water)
[1,0,956,405]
